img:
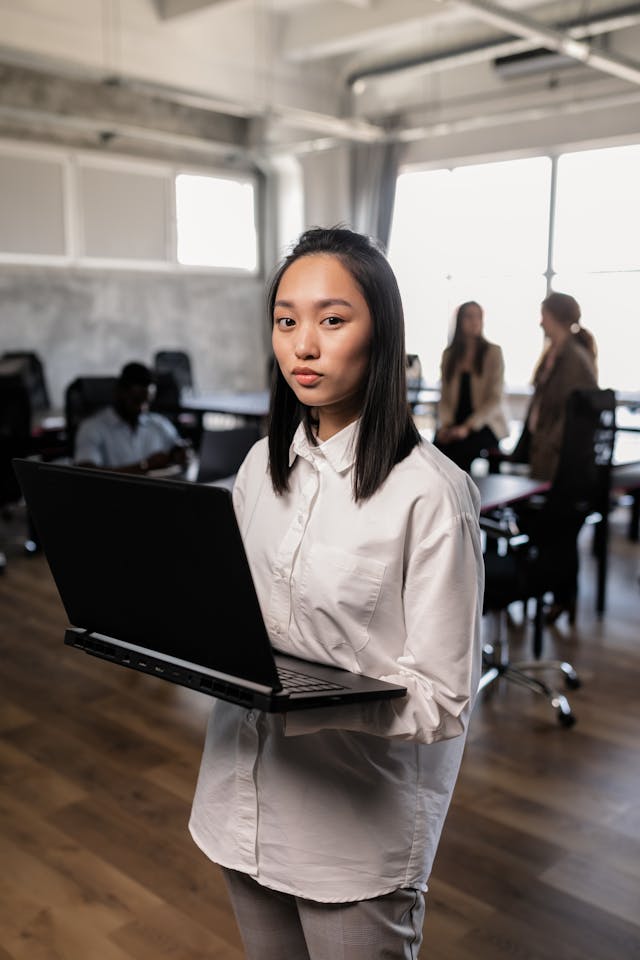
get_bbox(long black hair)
[267,226,420,502]
[442,301,489,383]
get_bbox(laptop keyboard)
[277,665,347,693]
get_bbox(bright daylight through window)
[389,144,640,393]
[175,173,258,271]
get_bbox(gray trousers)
[223,868,425,960]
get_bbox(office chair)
[153,350,194,394]
[0,358,33,572]
[486,388,616,613]
[479,388,616,726]
[150,370,181,414]
[64,376,118,455]
[480,514,580,726]
[149,370,200,446]
[2,350,51,413]
[196,424,261,484]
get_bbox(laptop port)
[154,665,165,674]
[199,677,213,691]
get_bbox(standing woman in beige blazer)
[435,301,509,472]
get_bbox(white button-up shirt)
[189,420,483,902]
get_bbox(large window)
[389,144,639,392]
[0,140,259,274]
[553,144,640,391]
[175,173,258,271]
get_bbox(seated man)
[74,362,188,474]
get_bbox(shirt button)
[247,711,255,722]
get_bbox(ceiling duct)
[493,47,577,79]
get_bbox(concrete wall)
[0,265,267,407]
[299,146,351,231]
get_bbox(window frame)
[391,138,640,392]
[0,138,260,276]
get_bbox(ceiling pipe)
[396,87,640,142]
[443,0,640,86]
[347,3,640,86]
[264,86,640,155]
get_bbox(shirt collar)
[289,419,359,474]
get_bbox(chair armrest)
[480,512,529,547]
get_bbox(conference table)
[182,385,444,423]
[474,473,551,513]
[181,386,442,429]
[180,390,271,424]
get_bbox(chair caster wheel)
[565,676,581,690]
[558,711,576,728]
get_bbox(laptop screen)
[14,460,279,687]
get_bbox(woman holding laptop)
[190,227,483,959]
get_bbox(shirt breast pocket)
[297,543,386,654]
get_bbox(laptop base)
[65,628,406,713]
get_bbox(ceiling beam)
[268,0,372,9]
[347,3,640,86]
[282,0,463,62]
[397,86,640,142]
[445,0,640,86]
[153,0,228,19]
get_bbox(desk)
[181,390,270,422]
[184,387,440,422]
[475,474,550,513]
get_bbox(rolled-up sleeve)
[284,508,484,745]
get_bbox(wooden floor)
[1,506,639,959]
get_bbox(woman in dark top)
[434,301,508,473]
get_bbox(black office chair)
[196,425,261,484]
[153,350,194,394]
[480,388,616,726]
[480,515,581,726]
[487,388,616,613]
[64,376,118,455]
[2,351,50,413]
[149,370,200,447]
[0,359,33,572]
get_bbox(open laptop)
[13,459,406,712]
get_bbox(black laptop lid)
[14,459,280,688]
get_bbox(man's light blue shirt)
[74,406,179,468]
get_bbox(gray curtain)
[350,140,403,247]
